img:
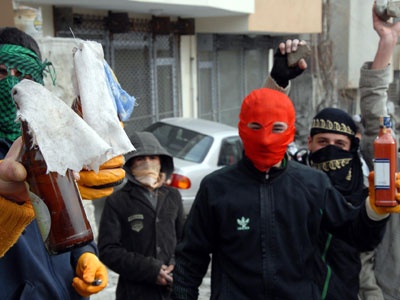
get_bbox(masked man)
[98,131,185,300]
[308,108,366,204]
[308,108,368,299]
[0,27,125,300]
[171,88,389,300]
[264,37,372,299]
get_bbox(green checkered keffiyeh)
[0,76,22,141]
[0,44,55,141]
[0,44,55,84]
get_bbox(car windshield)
[145,122,213,163]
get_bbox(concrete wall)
[18,0,371,117]
[0,0,15,27]
[331,0,380,89]
[196,0,322,34]
[166,0,254,14]
[249,0,322,34]
[180,36,198,118]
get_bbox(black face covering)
[309,145,364,206]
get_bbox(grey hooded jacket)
[358,62,400,300]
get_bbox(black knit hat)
[310,108,356,138]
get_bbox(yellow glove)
[0,196,35,257]
[73,252,108,297]
[77,155,125,200]
[368,171,400,214]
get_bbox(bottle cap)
[383,116,392,128]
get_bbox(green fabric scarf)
[0,44,55,141]
[0,76,21,141]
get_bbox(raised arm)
[359,6,400,170]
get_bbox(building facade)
[2,0,396,146]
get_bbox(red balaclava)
[238,88,296,171]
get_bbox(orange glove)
[73,252,108,297]
[368,171,400,214]
[77,155,125,200]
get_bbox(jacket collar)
[240,154,287,181]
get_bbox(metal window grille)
[55,13,182,136]
[197,34,274,127]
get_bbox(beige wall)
[249,0,322,34]
[196,0,322,34]
[24,0,320,36]
[0,0,15,27]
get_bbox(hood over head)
[125,131,174,178]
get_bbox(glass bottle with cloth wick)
[20,120,93,255]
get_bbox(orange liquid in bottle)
[373,116,398,207]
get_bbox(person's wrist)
[270,69,289,88]
[273,77,288,88]
[367,196,390,220]
[379,31,398,48]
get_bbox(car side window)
[218,137,243,166]
[178,135,213,163]
[145,123,171,149]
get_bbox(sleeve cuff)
[366,196,390,221]
[0,196,35,257]
[262,76,291,94]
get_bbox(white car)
[144,117,243,215]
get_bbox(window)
[218,137,243,166]
[145,122,213,163]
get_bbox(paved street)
[88,200,211,300]
[91,267,211,300]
